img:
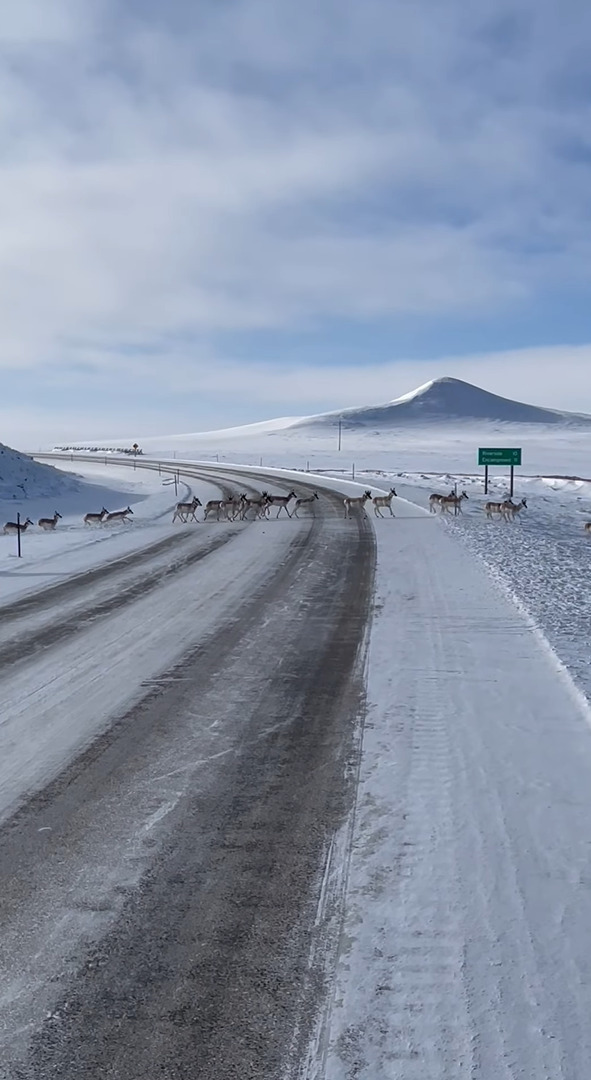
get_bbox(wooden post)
[352,462,355,480]
[338,420,342,451]
[16,512,22,558]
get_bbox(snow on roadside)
[381,474,591,708]
[0,442,83,500]
[0,461,206,606]
[315,497,591,1079]
[338,468,591,710]
[442,501,591,706]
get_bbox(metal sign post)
[478,448,522,497]
[16,511,22,558]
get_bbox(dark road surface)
[0,475,375,1079]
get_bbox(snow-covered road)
[0,464,375,1079]
[3,456,591,1079]
[0,520,300,825]
[318,496,591,1080]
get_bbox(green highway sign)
[478,447,522,466]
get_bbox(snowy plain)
[4,423,591,1077]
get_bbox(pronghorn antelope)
[203,497,241,521]
[429,490,455,513]
[584,522,591,534]
[238,492,270,520]
[292,491,319,517]
[266,491,297,519]
[439,491,469,514]
[84,507,109,526]
[38,510,62,531]
[104,506,134,525]
[221,495,242,521]
[483,500,505,520]
[502,497,527,521]
[3,517,33,535]
[373,488,397,518]
[172,496,202,523]
[344,490,372,518]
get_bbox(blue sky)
[1,0,591,446]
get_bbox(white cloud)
[137,344,591,418]
[0,0,590,436]
[3,344,591,452]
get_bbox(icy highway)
[4,458,591,1078]
[0,466,375,1079]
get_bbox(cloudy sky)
[1,0,590,447]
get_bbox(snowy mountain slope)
[0,442,83,500]
[292,376,591,429]
[121,378,591,457]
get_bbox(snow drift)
[0,442,82,500]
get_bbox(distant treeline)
[54,446,144,455]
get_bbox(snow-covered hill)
[0,442,82,500]
[293,377,591,429]
[75,376,591,477]
[128,377,591,452]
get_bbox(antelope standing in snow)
[344,491,372,518]
[484,500,505,520]
[104,506,134,525]
[38,510,62,531]
[584,522,591,534]
[84,507,109,526]
[292,492,319,517]
[266,491,297,519]
[429,490,455,513]
[172,496,201,523]
[373,488,397,518]
[501,497,527,521]
[3,517,33,535]
[439,491,469,514]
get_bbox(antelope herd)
[2,505,136,536]
[172,487,398,523]
[428,489,533,523]
[174,490,302,523]
[5,483,591,540]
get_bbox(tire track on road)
[4,489,376,1080]
[0,528,241,674]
